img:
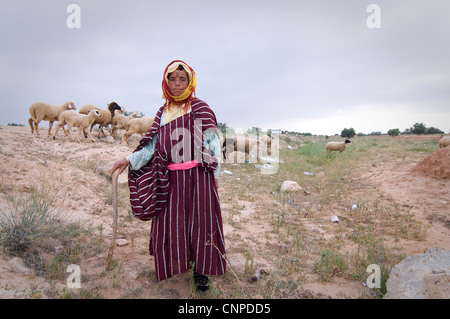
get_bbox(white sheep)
[222,135,272,161]
[439,136,450,148]
[120,116,155,146]
[52,109,102,141]
[79,102,123,137]
[111,111,140,139]
[326,139,351,153]
[28,101,76,136]
[223,136,256,160]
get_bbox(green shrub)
[314,249,349,282]
[0,177,80,253]
[297,142,334,166]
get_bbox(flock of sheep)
[27,101,449,154]
[221,134,352,163]
[26,100,356,156]
[27,101,154,145]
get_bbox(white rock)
[6,257,32,275]
[280,181,302,192]
[331,215,340,223]
[352,204,358,210]
[115,238,129,246]
[385,248,450,299]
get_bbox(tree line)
[340,123,445,138]
[217,122,445,139]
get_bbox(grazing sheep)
[53,109,102,141]
[120,116,154,146]
[79,102,123,137]
[439,136,450,148]
[28,101,76,136]
[111,111,140,139]
[222,135,272,160]
[326,139,351,153]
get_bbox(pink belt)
[167,160,200,171]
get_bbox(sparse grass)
[296,141,335,166]
[0,175,100,285]
[314,249,349,283]
[0,175,77,253]
[217,134,440,298]
[0,127,443,299]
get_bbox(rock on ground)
[280,180,302,192]
[385,247,450,299]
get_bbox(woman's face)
[168,70,189,96]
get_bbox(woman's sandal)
[194,272,210,292]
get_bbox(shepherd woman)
[111,60,226,291]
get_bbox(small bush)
[314,249,349,282]
[0,177,80,253]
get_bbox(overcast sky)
[1,0,449,135]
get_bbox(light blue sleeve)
[203,130,221,179]
[126,135,157,171]
[126,115,221,178]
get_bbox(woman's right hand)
[111,157,129,175]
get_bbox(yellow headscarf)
[162,60,197,104]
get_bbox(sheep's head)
[66,101,76,110]
[108,102,123,114]
[131,111,140,118]
[90,109,102,118]
[344,139,351,144]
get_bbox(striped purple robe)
[128,98,226,281]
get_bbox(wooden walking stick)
[106,167,120,270]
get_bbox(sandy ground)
[0,126,448,299]
[365,151,449,254]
